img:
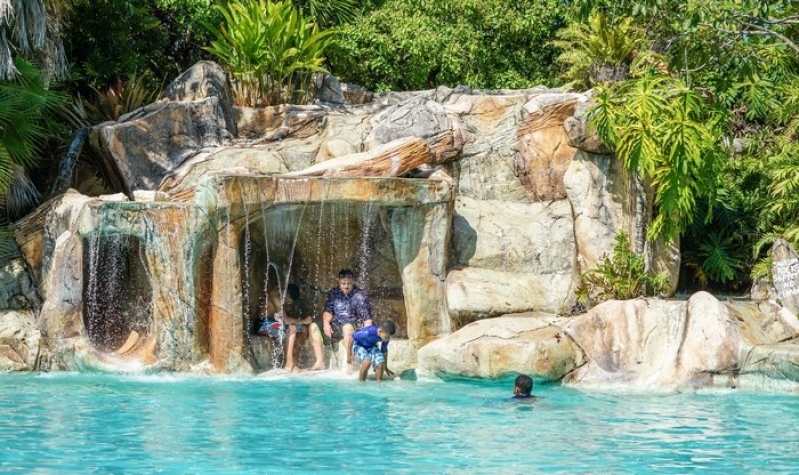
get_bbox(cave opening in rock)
[239,202,408,340]
[82,233,153,353]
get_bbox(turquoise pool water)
[1,372,798,474]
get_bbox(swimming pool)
[1,372,797,474]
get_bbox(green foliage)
[64,0,220,93]
[292,0,357,28]
[0,58,68,217]
[766,140,799,244]
[577,231,669,305]
[552,12,644,89]
[327,0,563,91]
[681,152,769,289]
[589,73,728,241]
[202,0,336,106]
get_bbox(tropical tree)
[0,0,70,80]
[0,0,70,227]
[203,0,337,106]
[555,0,799,291]
[0,58,67,220]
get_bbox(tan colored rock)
[417,314,582,380]
[90,97,232,194]
[564,151,635,272]
[725,299,799,345]
[0,310,40,371]
[445,267,576,324]
[515,99,579,201]
[283,137,431,178]
[133,190,171,202]
[450,196,575,274]
[562,293,741,390]
[365,96,468,164]
[235,104,327,141]
[387,339,417,376]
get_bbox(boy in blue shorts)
[352,320,396,381]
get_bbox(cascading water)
[83,230,152,353]
[357,203,376,289]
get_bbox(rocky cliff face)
[15,61,783,392]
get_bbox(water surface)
[1,372,797,474]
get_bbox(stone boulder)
[515,94,585,201]
[561,292,799,391]
[0,310,40,371]
[414,292,799,392]
[416,313,583,380]
[162,60,237,136]
[365,95,469,164]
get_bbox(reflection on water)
[0,373,798,474]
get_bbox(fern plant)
[577,231,669,306]
[552,12,644,89]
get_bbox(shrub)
[577,231,669,306]
[203,0,336,106]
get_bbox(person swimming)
[512,374,536,400]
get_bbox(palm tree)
[0,0,69,227]
[0,0,69,80]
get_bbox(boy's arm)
[381,341,395,377]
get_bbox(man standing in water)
[322,268,373,372]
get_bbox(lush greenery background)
[0,0,797,296]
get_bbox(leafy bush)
[327,0,563,91]
[65,0,220,93]
[203,0,336,106]
[577,231,669,306]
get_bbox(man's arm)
[322,311,333,337]
[356,291,373,327]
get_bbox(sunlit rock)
[560,292,799,391]
[416,314,582,380]
[0,310,40,371]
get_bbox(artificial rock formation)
[418,292,799,392]
[7,61,707,385]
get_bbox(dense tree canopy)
[328,0,564,91]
